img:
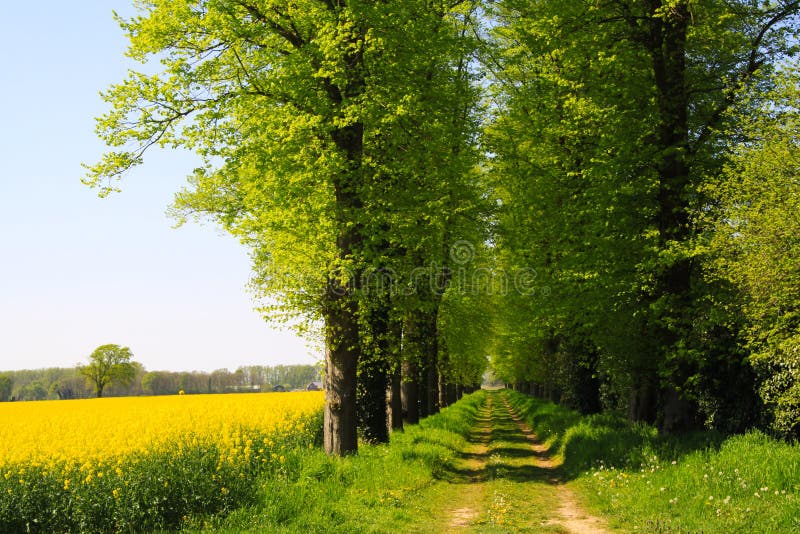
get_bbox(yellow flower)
[0,391,322,473]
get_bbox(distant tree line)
[0,364,321,401]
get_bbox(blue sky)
[0,2,316,372]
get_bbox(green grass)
[184,391,486,533]
[16,388,796,532]
[505,390,800,533]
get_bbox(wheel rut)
[441,390,610,533]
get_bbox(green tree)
[49,374,91,400]
[487,0,799,429]
[0,374,12,401]
[18,381,48,401]
[87,0,481,454]
[710,67,800,437]
[80,344,137,398]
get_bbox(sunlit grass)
[505,390,800,533]
[187,391,486,533]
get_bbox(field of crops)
[0,392,324,532]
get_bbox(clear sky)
[0,2,318,372]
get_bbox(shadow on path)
[442,390,610,533]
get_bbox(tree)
[49,374,91,400]
[87,0,482,455]
[487,0,799,429]
[0,374,12,401]
[18,381,48,401]
[79,344,137,398]
[710,67,800,438]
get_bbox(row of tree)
[0,361,321,401]
[87,0,800,453]
[87,0,490,454]
[487,1,800,438]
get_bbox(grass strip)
[185,390,486,533]
[505,390,800,533]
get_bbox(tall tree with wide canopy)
[86,0,483,454]
[80,344,137,398]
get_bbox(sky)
[0,3,318,372]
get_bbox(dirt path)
[445,395,494,529]
[500,395,609,534]
[435,390,610,533]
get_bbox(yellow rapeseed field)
[0,391,323,467]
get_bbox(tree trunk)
[628,371,658,424]
[357,354,389,443]
[389,365,403,431]
[418,364,430,418]
[425,339,439,416]
[401,357,420,425]
[324,107,364,454]
[438,339,451,408]
[323,299,360,455]
[426,367,438,414]
[645,0,697,429]
[357,301,391,443]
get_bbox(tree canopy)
[80,344,137,398]
[88,0,800,449]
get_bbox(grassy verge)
[185,391,486,533]
[505,390,800,533]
